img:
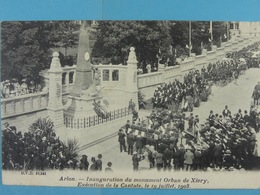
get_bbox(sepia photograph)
[1,20,260,189]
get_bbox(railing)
[64,107,131,129]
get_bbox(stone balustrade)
[92,64,128,88]
[138,72,163,89]
[41,65,77,95]
[1,91,48,119]
[61,65,77,94]
[165,65,182,82]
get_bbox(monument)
[64,21,105,118]
[70,21,93,96]
[64,21,139,120]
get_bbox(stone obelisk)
[70,21,92,97]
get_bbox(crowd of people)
[151,40,260,112]
[118,104,259,172]
[1,79,42,99]
[152,58,245,112]
[2,121,113,172]
[122,43,260,172]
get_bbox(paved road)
[79,68,260,171]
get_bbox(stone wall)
[1,92,48,119]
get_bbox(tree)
[92,21,172,67]
[212,21,227,46]
[1,21,80,82]
[47,21,80,57]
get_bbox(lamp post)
[189,21,191,57]
[209,21,213,47]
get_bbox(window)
[112,70,119,81]
[235,23,239,29]
[102,70,109,81]
[62,73,66,85]
[69,72,74,84]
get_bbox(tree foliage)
[92,21,173,65]
[29,117,54,138]
[92,21,229,65]
[1,21,80,82]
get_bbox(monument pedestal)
[64,95,103,118]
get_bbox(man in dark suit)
[118,129,127,152]
[127,131,135,155]
[96,154,102,171]
[222,105,231,118]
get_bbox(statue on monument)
[81,61,104,97]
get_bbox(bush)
[65,138,80,161]
[29,117,54,138]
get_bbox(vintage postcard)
[1,20,260,189]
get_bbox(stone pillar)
[47,52,64,131]
[127,47,138,92]
[126,47,139,110]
